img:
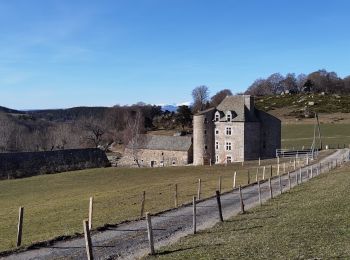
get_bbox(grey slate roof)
[195,95,258,122]
[216,96,246,121]
[127,135,192,151]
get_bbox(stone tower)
[193,108,215,165]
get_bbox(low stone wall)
[0,148,110,180]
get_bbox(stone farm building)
[193,95,281,165]
[122,135,193,167]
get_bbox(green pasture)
[282,123,350,149]
[147,163,350,259]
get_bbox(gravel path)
[3,149,349,260]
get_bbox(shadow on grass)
[155,243,223,256]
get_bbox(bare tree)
[81,117,106,148]
[192,85,209,113]
[0,113,14,152]
[124,110,144,167]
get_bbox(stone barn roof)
[127,135,192,151]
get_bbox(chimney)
[244,95,255,115]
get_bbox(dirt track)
[2,149,349,260]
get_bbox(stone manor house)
[193,95,281,165]
[122,95,280,167]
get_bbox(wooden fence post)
[279,175,282,194]
[269,178,273,199]
[270,165,273,178]
[197,179,201,200]
[140,191,146,218]
[311,166,313,178]
[288,172,291,190]
[146,212,155,255]
[174,184,178,208]
[89,197,93,230]
[193,196,197,234]
[239,186,245,213]
[277,163,280,176]
[216,190,224,222]
[233,171,237,189]
[283,162,286,174]
[83,219,94,260]
[296,170,299,184]
[263,166,266,180]
[293,159,296,170]
[258,181,262,206]
[299,168,302,183]
[247,170,250,184]
[16,207,24,247]
[218,176,222,193]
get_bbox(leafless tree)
[0,113,14,152]
[192,85,209,113]
[81,117,106,148]
[124,110,144,167]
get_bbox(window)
[226,142,232,151]
[215,130,219,135]
[205,145,208,150]
[215,112,220,121]
[204,118,208,124]
[227,156,232,163]
[226,127,232,135]
[227,113,231,122]
[204,130,207,135]
[216,155,219,163]
[215,142,219,150]
[172,161,176,165]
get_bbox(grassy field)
[0,156,304,252]
[282,123,350,149]
[0,121,346,253]
[146,163,350,259]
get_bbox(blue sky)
[1,0,350,109]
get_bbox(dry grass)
[0,153,329,253]
[147,162,350,259]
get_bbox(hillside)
[255,94,350,124]
[0,106,23,114]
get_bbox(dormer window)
[214,112,220,121]
[226,111,235,122]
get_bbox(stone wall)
[244,122,261,160]
[121,148,192,167]
[257,110,281,158]
[215,121,245,162]
[0,148,110,180]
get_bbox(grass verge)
[146,162,350,259]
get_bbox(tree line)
[245,69,350,96]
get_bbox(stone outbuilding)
[122,135,193,167]
[193,95,281,165]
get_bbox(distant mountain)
[160,102,191,112]
[0,106,23,114]
[161,104,177,112]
